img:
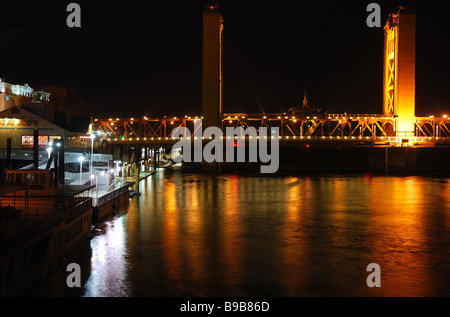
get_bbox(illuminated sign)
[0,118,39,127]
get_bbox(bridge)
[90,6,449,152]
[77,5,450,177]
[92,112,450,144]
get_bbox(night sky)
[0,0,448,118]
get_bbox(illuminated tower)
[383,7,416,137]
[202,4,223,129]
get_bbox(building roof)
[0,106,78,135]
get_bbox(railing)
[0,196,93,242]
[0,209,61,243]
[92,185,128,207]
[63,197,92,222]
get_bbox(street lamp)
[78,156,84,184]
[90,134,95,184]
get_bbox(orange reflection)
[161,179,183,293]
[183,180,206,294]
[280,177,307,295]
[365,177,431,296]
[220,175,243,293]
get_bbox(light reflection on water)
[82,166,450,297]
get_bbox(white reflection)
[83,217,130,297]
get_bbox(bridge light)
[444,115,448,119]
[171,121,174,124]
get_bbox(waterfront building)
[0,77,49,111]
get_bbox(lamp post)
[95,173,98,199]
[90,134,95,184]
[78,156,84,184]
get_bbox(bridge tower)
[202,4,224,130]
[383,7,416,137]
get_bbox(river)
[80,165,450,297]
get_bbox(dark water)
[81,165,450,297]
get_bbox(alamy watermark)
[170,120,280,173]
